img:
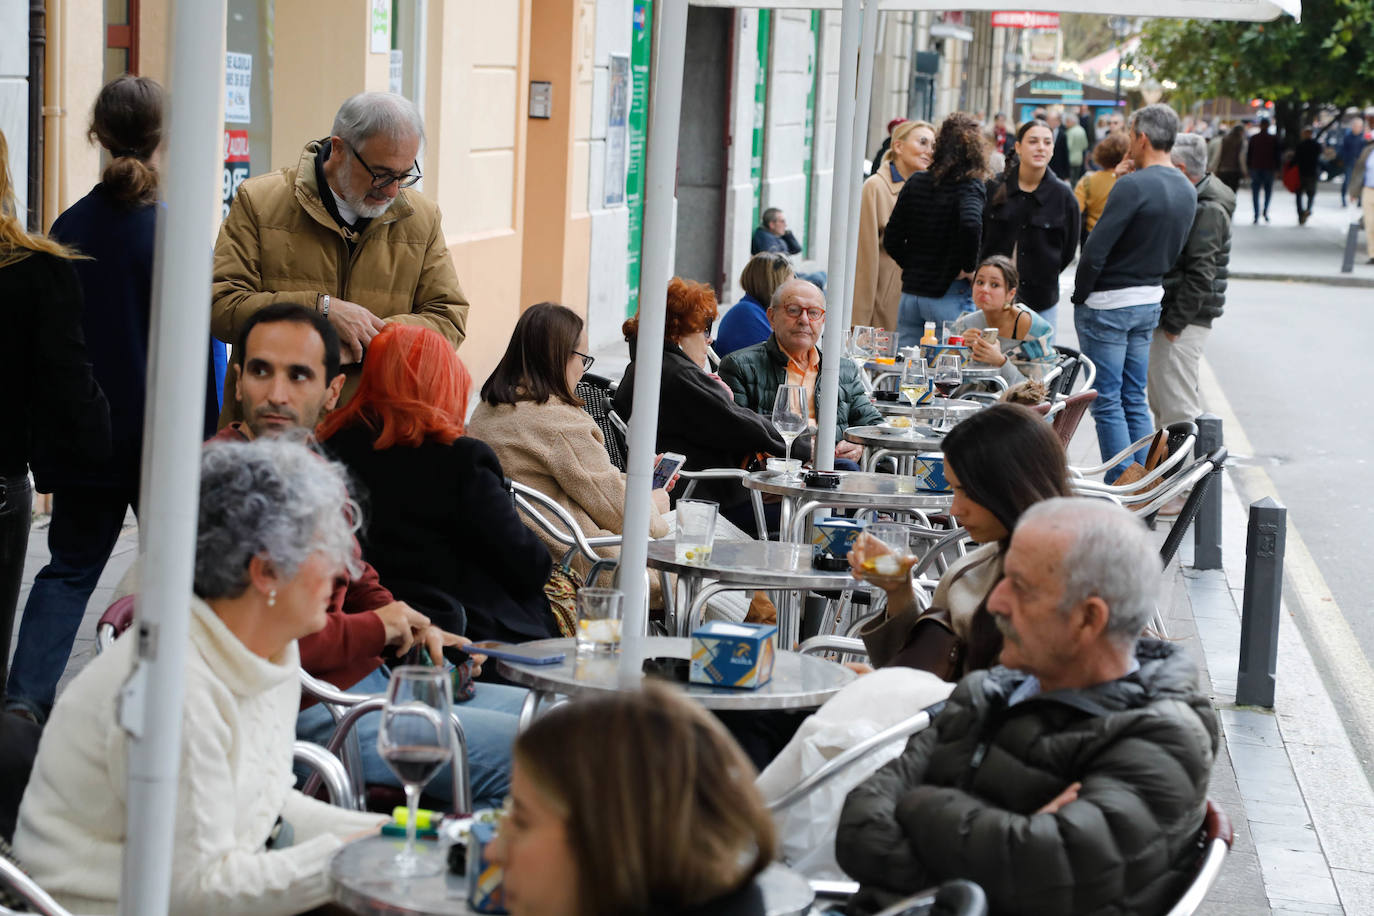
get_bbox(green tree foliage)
[1060,13,1119,62]
[1135,0,1374,111]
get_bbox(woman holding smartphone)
[951,256,1055,387]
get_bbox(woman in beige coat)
[468,304,670,583]
[851,120,934,334]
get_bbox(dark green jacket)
[837,639,1219,915]
[1160,174,1235,335]
[717,335,882,446]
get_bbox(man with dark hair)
[751,207,803,257]
[1293,127,1323,224]
[1246,116,1278,223]
[212,91,469,424]
[213,303,524,809]
[1072,104,1197,483]
[838,498,1218,915]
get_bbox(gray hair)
[1020,497,1161,647]
[769,277,824,311]
[195,437,361,600]
[1130,103,1180,153]
[331,91,425,149]
[1170,133,1208,181]
[1064,113,1079,128]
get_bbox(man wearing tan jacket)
[212,91,468,424]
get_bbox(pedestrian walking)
[1149,134,1234,440]
[1065,113,1089,183]
[1075,132,1131,249]
[1072,104,1197,483]
[852,120,934,333]
[1293,127,1323,224]
[884,113,987,347]
[5,77,226,724]
[1354,140,1374,263]
[1339,116,1366,207]
[981,119,1081,335]
[0,126,111,709]
[1247,117,1279,223]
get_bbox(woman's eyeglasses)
[573,350,596,372]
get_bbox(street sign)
[992,11,1060,28]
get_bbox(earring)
[267,589,277,608]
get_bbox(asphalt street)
[1206,278,1374,692]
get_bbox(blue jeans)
[1038,304,1059,339]
[1251,168,1274,219]
[897,279,974,348]
[1074,303,1161,482]
[295,664,526,811]
[6,487,136,720]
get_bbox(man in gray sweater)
[1072,104,1197,482]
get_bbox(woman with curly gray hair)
[14,437,387,916]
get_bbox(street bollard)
[1236,498,1287,709]
[1341,220,1362,274]
[1193,414,1223,570]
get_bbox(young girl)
[953,254,1055,386]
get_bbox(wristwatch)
[319,293,331,319]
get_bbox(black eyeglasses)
[573,350,595,372]
[348,142,422,190]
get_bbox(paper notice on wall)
[390,49,404,95]
[603,54,630,208]
[371,0,391,54]
[225,52,252,124]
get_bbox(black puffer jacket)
[1160,174,1235,335]
[883,172,986,298]
[836,639,1218,916]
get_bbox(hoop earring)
[267,589,277,608]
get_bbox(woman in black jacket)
[318,324,555,646]
[613,277,802,537]
[980,118,1081,335]
[883,112,988,349]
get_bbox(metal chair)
[576,374,626,470]
[509,479,623,580]
[1051,345,1096,398]
[0,854,72,916]
[871,879,989,916]
[1070,421,1197,497]
[1156,449,1228,569]
[1050,389,1097,449]
[678,467,769,540]
[1166,800,1233,916]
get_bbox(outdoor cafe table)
[844,423,944,474]
[870,396,983,422]
[743,468,953,545]
[646,538,860,643]
[496,636,856,729]
[330,834,817,915]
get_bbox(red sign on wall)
[991,11,1060,29]
[222,130,250,218]
[224,129,250,163]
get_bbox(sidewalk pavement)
[9,323,1373,914]
[1228,175,1374,288]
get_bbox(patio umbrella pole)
[841,0,879,333]
[616,0,689,682]
[813,0,862,471]
[117,0,226,912]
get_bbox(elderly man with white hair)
[212,91,469,421]
[837,498,1219,915]
[1149,132,1236,440]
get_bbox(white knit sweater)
[14,597,385,915]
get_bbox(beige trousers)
[1364,187,1374,258]
[1147,324,1210,429]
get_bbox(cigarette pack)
[689,621,777,689]
[466,821,508,913]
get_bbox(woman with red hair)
[318,324,556,646]
[613,277,798,536]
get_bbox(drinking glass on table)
[675,499,719,566]
[576,587,625,654]
[933,354,963,431]
[378,667,454,877]
[771,385,808,479]
[899,357,929,434]
[852,522,916,581]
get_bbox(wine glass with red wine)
[933,354,963,430]
[378,666,454,876]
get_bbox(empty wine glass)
[378,666,454,876]
[899,357,929,435]
[933,355,963,431]
[771,385,808,479]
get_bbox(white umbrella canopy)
[689,0,1301,21]
[614,0,1299,645]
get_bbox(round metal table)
[646,538,859,640]
[844,423,945,473]
[871,397,982,422]
[497,636,856,727]
[330,835,816,915]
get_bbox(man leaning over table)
[211,90,469,426]
[837,498,1218,915]
[719,278,881,471]
[209,302,523,809]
